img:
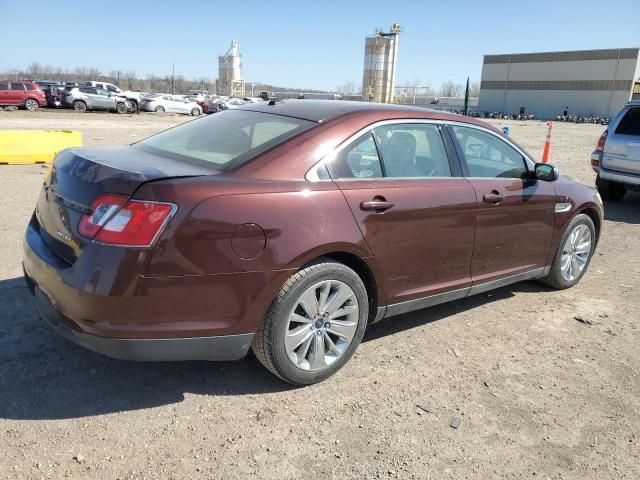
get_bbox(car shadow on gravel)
[0,278,292,421]
[603,191,640,224]
[0,277,552,420]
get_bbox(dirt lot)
[1,109,639,480]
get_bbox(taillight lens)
[79,193,176,247]
[595,130,608,152]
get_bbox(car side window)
[452,126,528,179]
[26,84,36,91]
[615,108,640,136]
[106,84,118,93]
[373,123,452,178]
[0,82,8,90]
[10,83,26,91]
[96,88,109,96]
[328,133,383,180]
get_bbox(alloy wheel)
[560,224,592,282]
[25,99,38,111]
[285,280,359,371]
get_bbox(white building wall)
[478,48,639,118]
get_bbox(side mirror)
[534,163,559,182]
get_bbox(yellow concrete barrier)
[0,130,83,165]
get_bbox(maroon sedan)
[23,101,603,385]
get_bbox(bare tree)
[469,81,480,97]
[439,80,465,97]
[336,81,358,96]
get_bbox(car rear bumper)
[599,166,640,187]
[22,217,289,361]
[29,284,253,361]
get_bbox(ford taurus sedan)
[23,101,603,385]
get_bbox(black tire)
[155,105,165,113]
[24,99,39,111]
[252,259,369,386]
[596,175,626,202]
[128,101,138,113]
[73,101,87,112]
[191,107,200,116]
[539,213,596,290]
[116,102,127,114]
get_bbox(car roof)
[240,99,447,123]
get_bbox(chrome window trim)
[305,118,535,182]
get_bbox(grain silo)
[362,22,401,103]
[217,40,245,97]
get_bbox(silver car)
[140,95,202,116]
[62,86,131,113]
[592,100,640,201]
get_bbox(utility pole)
[171,63,175,95]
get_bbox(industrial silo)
[362,23,401,103]
[217,40,245,97]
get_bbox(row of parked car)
[0,79,264,116]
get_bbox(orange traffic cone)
[541,121,552,163]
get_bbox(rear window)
[26,83,37,91]
[134,110,314,171]
[615,107,640,136]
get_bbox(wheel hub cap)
[285,280,359,372]
[560,224,592,282]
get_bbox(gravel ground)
[1,109,639,480]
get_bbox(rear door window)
[615,108,640,136]
[328,133,383,179]
[0,82,8,90]
[10,83,26,91]
[374,123,452,178]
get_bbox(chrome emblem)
[56,230,72,242]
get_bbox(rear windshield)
[615,107,640,136]
[133,110,314,171]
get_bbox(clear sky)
[1,0,638,91]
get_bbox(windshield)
[133,110,314,171]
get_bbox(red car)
[0,80,46,110]
[23,101,603,385]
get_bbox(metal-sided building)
[478,48,640,118]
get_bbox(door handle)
[482,191,504,204]
[360,200,394,212]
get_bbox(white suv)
[592,101,640,202]
[83,81,142,112]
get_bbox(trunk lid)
[35,146,215,263]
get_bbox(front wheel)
[191,107,201,116]
[73,100,87,112]
[128,101,138,113]
[116,102,128,114]
[596,175,626,202]
[155,105,165,113]
[24,99,39,111]
[252,259,368,385]
[540,213,596,289]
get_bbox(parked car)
[61,86,131,113]
[205,97,247,114]
[83,81,143,112]
[591,100,640,202]
[140,94,202,115]
[23,101,603,385]
[0,80,46,111]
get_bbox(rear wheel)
[155,105,165,113]
[24,99,39,111]
[540,213,595,289]
[252,259,368,385]
[596,175,626,202]
[116,102,128,114]
[73,100,87,112]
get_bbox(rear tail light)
[79,193,177,247]
[595,130,608,152]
